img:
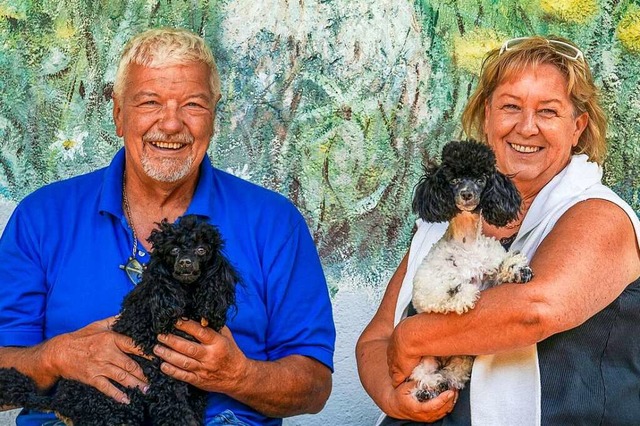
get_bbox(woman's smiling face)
[484,63,589,196]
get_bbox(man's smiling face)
[113,61,216,183]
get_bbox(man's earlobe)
[113,97,124,137]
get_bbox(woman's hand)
[385,320,457,421]
[45,317,148,403]
[387,317,424,387]
[357,251,459,422]
[384,381,458,422]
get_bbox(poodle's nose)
[179,258,193,268]
[460,191,473,201]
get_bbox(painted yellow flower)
[539,0,598,24]
[453,28,504,75]
[0,4,25,20]
[617,5,640,53]
[62,139,75,150]
[55,19,76,40]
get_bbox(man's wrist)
[35,337,61,390]
[224,355,254,398]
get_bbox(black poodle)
[0,215,240,425]
[409,140,533,401]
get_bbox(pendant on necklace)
[120,256,144,285]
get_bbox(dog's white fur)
[409,212,531,400]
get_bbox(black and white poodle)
[409,140,533,401]
[0,215,240,425]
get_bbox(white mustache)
[143,131,194,144]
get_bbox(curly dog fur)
[0,215,240,425]
[409,140,533,401]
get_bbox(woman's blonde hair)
[113,27,221,102]
[461,35,607,164]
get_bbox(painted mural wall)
[1,0,639,424]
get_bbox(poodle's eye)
[450,178,461,185]
[170,247,180,256]
[475,177,486,185]
[195,247,208,256]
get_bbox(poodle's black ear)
[412,165,457,223]
[480,172,522,227]
[147,219,174,250]
[196,250,240,332]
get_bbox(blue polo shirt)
[0,149,335,426]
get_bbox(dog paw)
[497,252,533,284]
[413,382,449,402]
[410,359,451,402]
[514,265,533,283]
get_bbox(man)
[0,28,335,426]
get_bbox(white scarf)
[392,155,640,425]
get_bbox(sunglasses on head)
[499,37,585,62]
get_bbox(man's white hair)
[113,27,221,101]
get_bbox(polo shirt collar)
[184,154,214,220]
[98,148,126,218]
[98,147,215,221]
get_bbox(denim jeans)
[205,409,250,426]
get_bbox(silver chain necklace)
[122,173,139,258]
[119,172,144,284]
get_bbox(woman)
[356,36,640,425]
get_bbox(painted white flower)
[225,163,252,180]
[0,195,17,237]
[221,0,425,81]
[50,128,87,161]
[41,48,70,76]
[0,116,10,131]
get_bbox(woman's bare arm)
[356,253,457,421]
[388,199,640,385]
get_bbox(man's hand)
[153,319,332,417]
[46,317,148,403]
[152,319,248,394]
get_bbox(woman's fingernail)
[121,395,130,404]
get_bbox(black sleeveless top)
[383,274,640,425]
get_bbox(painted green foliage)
[1,0,639,289]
